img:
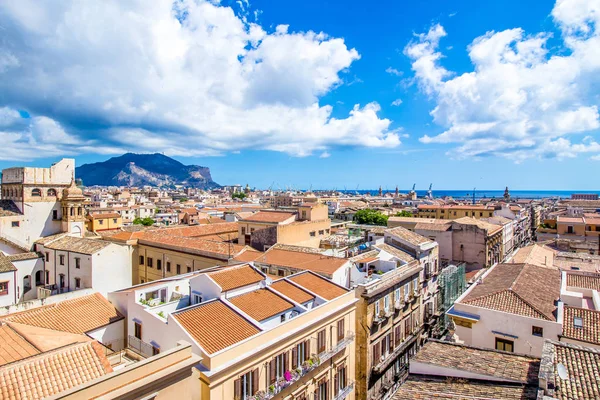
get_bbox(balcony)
[127,335,155,358]
[372,332,418,374]
[259,332,355,400]
[334,381,355,400]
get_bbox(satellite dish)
[557,363,569,380]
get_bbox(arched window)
[31,188,42,197]
[47,188,57,197]
[23,275,31,294]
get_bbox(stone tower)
[504,186,510,201]
[61,179,87,237]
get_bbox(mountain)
[76,153,220,188]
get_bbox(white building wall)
[0,271,17,307]
[91,243,133,296]
[88,320,126,351]
[15,258,44,302]
[453,302,562,357]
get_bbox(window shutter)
[269,358,276,384]
[292,347,298,368]
[284,351,289,371]
[252,368,259,395]
[234,378,241,400]
[305,340,311,360]
[389,332,394,351]
[395,325,401,343]
[334,372,339,396]
[337,319,345,342]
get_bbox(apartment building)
[449,262,562,357]
[354,257,423,400]
[109,264,358,400]
[0,252,43,307]
[451,217,504,269]
[86,212,123,232]
[35,233,132,298]
[383,227,440,339]
[239,204,332,250]
[417,204,494,220]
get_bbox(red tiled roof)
[562,306,600,346]
[1,293,123,334]
[254,247,348,276]
[241,211,296,223]
[270,280,315,304]
[172,300,260,354]
[288,272,348,300]
[229,289,294,321]
[208,264,264,291]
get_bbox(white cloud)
[385,67,403,76]
[404,0,600,160]
[319,151,331,158]
[391,99,403,106]
[0,0,400,160]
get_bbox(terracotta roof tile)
[229,289,294,321]
[391,376,537,400]
[5,252,41,262]
[241,211,296,223]
[89,212,121,219]
[374,243,416,263]
[40,235,111,255]
[414,341,540,384]
[0,254,17,273]
[452,217,503,234]
[385,226,433,246]
[0,341,112,400]
[254,248,348,276]
[542,340,600,400]
[2,293,123,334]
[208,264,264,291]
[567,273,600,291]
[288,272,348,300]
[562,306,600,346]
[0,324,40,366]
[462,263,561,321]
[270,280,315,304]
[511,244,556,268]
[172,300,261,354]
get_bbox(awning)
[446,305,480,321]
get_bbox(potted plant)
[284,370,293,382]
[268,385,275,394]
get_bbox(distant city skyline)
[1,0,599,189]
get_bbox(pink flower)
[284,370,292,381]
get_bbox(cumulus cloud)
[0,0,400,160]
[391,99,403,106]
[404,0,600,160]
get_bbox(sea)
[332,190,599,201]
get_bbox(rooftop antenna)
[557,363,569,380]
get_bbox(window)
[31,188,41,197]
[99,219,104,225]
[292,340,309,368]
[318,230,324,235]
[147,257,153,268]
[337,319,345,342]
[75,277,81,289]
[75,257,81,269]
[309,231,316,237]
[250,228,255,233]
[315,377,329,400]
[113,218,117,224]
[187,266,192,273]
[139,255,144,265]
[134,322,142,339]
[152,346,160,356]
[35,271,43,286]
[384,295,389,312]
[0,281,8,296]
[241,227,246,235]
[532,326,543,337]
[176,264,181,274]
[166,262,171,272]
[495,338,514,352]
[52,210,58,220]
[567,226,574,234]
[47,188,57,196]
[280,314,286,323]
[269,352,288,384]
[317,329,327,353]
[278,269,285,277]
[157,259,162,270]
[574,317,583,328]
[59,255,65,265]
[395,288,400,302]
[234,369,258,400]
[45,252,50,262]
[11,221,19,227]
[335,365,347,395]
[375,300,380,317]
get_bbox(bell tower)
[61,179,86,237]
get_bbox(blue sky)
[1,0,599,189]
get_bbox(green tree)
[179,198,188,203]
[353,209,389,226]
[133,217,155,226]
[395,210,413,217]
[232,192,247,200]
